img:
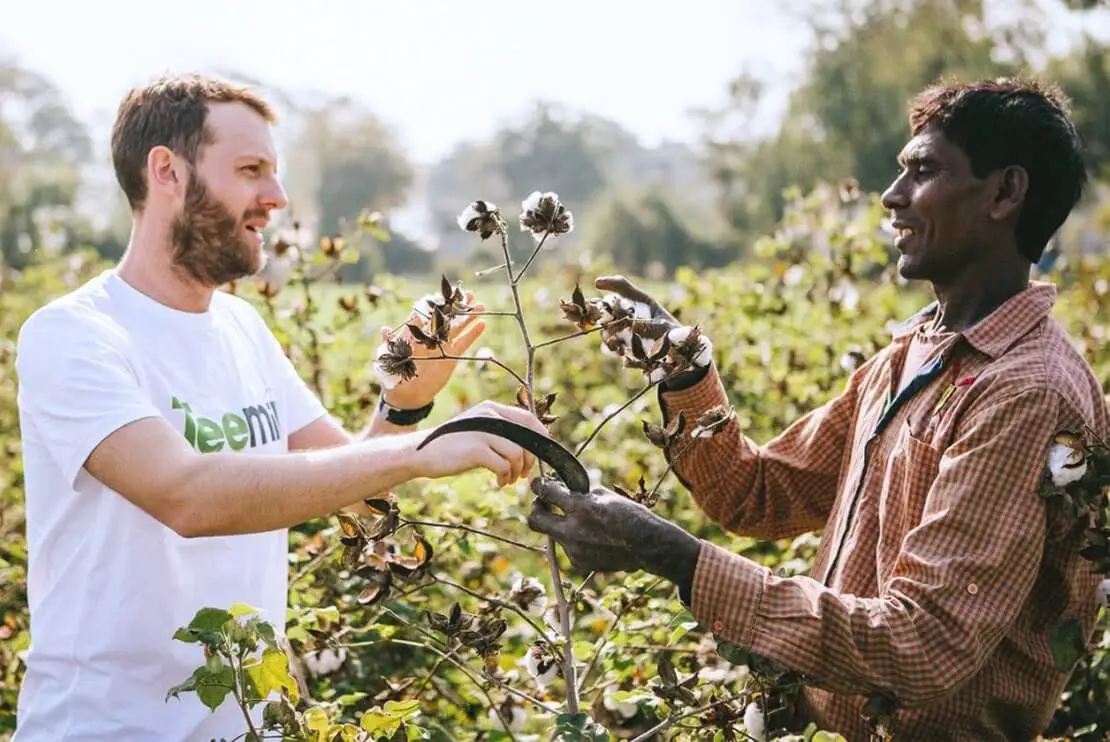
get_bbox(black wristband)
[377,396,434,426]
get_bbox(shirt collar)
[889,281,1057,359]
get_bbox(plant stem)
[647,438,695,502]
[289,542,340,587]
[401,519,545,554]
[495,219,579,716]
[512,231,550,285]
[629,698,736,742]
[532,326,604,350]
[434,349,529,388]
[575,382,658,457]
[230,645,261,740]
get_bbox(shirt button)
[967,583,979,595]
[712,619,725,632]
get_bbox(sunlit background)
[3,0,1110,283]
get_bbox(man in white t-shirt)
[12,73,547,741]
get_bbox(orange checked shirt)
[660,282,1108,741]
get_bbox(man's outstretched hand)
[594,275,681,329]
[526,477,702,596]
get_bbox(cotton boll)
[602,691,639,719]
[694,337,713,367]
[303,647,347,677]
[523,646,559,689]
[488,704,526,732]
[1048,443,1087,487]
[743,702,766,741]
[668,326,692,344]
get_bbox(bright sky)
[0,0,809,166]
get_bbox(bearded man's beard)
[170,175,264,287]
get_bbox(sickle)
[416,417,591,493]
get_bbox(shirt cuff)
[689,540,769,647]
[658,363,730,426]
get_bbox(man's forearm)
[172,431,424,537]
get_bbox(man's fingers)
[530,476,579,509]
[594,275,655,306]
[486,436,525,484]
[527,500,569,538]
[448,318,486,356]
[484,403,553,438]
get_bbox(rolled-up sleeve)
[688,386,1060,707]
[660,359,869,542]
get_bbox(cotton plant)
[1036,430,1110,675]
[169,190,794,741]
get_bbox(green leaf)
[812,732,848,742]
[554,712,611,742]
[189,607,233,631]
[361,699,422,738]
[195,665,235,711]
[360,711,403,738]
[302,706,330,741]
[244,648,300,705]
[228,601,261,618]
[669,620,698,645]
[337,691,369,705]
[1051,619,1088,671]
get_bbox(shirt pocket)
[898,419,944,532]
[878,420,945,578]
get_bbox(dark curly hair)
[908,76,1087,263]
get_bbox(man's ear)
[147,145,185,199]
[988,165,1029,222]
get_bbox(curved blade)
[416,417,591,493]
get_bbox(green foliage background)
[2,184,1109,739]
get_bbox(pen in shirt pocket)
[925,373,976,433]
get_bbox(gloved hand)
[592,275,713,386]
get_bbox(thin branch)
[400,519,546,554]
[533,326,604,350]
[433,348,529,388]
[648,438,695,502]
[630,698,736,742]
[575,382,658,457]
[512,230,551,285]
[290,542,339,587]
[494,219,580,716]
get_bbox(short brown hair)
[110,73,278,210]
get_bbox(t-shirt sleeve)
[16,308,163,488]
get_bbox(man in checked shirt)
[527,77,1110,740]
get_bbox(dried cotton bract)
[373,336,417,389]
[519,191,574,240]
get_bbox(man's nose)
[260,177,289,211]
[880,177,910,211]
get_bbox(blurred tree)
[0,57,94,269]
[295,97,415,238]
[701,0,1069,252]
[576,186,730,277]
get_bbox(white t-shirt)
[13,269,327,741]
